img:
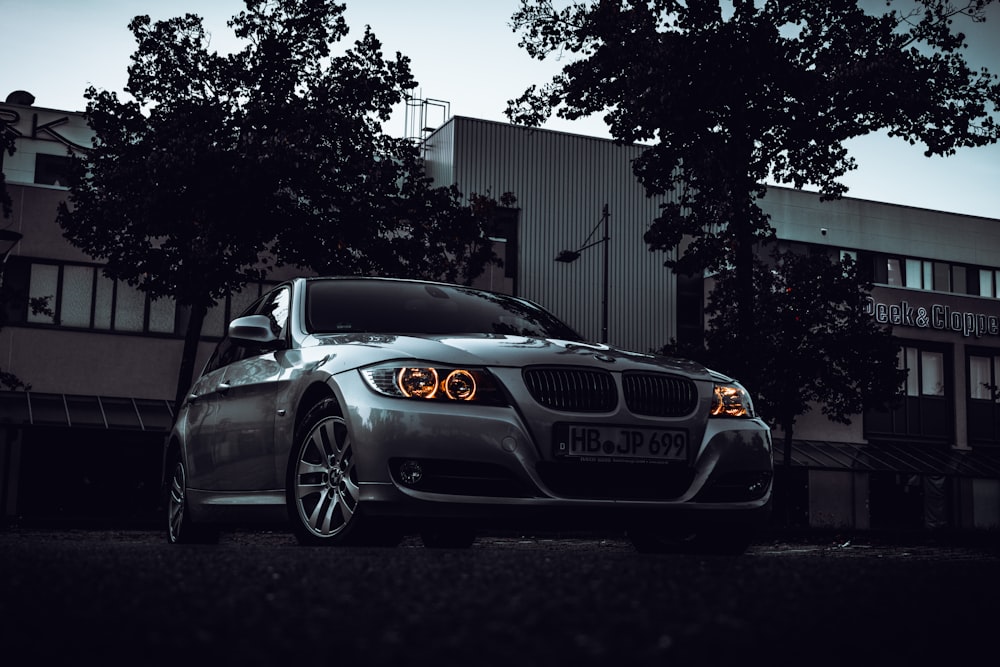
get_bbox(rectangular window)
[27,264,58,324]
[94,272,114,330]
[921,351,945,397]
[886,258,903,286]
[980,270,995,298]
[970,355,994,400]
[33,153,76,187]
[905,258,922,288]
[61,265,94,327]
[902,347,919,396]
[933,262,950,292]
[148,297,177,334]
[952,265,967,294]
[113,282,146,332]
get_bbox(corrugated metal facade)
[423,116,677,353]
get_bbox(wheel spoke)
[168,501,183,536]
[296,460,327,478]
[307,488,331,531]
[296,480,325,501]
[170,476,184,503]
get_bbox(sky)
[2,0,999,219]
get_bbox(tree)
[508,0,1000,377]
[1,110,14,220]
[58,0,503,411]
[690,246,904,463]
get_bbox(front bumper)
[333,370,773,526]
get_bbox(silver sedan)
[164,277,772,552]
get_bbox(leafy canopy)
[695,247,904,443]
[508,0,1000,275]
[59,0,499,312]
[56,0,505,407]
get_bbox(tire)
[287,399,400,547]
[165,453,219,545]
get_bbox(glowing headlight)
[444,370,477,401]
[711,383,755,418]
[361,364,504,405]
[398,367,439,398]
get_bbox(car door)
[183,333,247,488]
[204,286,292,491]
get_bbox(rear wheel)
[287,400,400,547]
[166,454,219,545]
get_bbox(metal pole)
[601,203,609,344]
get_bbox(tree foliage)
[684,246,905,456]
[1,114,14,219]
[508,0,1000,371]
[57,0,504,408]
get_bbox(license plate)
[553,424,688,462]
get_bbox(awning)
[0,391,174,432]
[775,439,1000,479]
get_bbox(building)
[2,96,999,531]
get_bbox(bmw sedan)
[164,277,772,553]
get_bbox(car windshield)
[305,279,582,340]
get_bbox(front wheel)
[287,400,399,547]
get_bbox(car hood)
[307,333,717,381]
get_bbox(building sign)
[866,287,1000,339]
[0,105,92,152]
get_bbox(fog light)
[399,460,423,485]
[747,472,772,496]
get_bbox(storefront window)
[969,355,995,401]
[967,351,1000,445]
[869,343,951,443]
[921,351,944,397]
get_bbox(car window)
[257,286,290,342]
[201,292,271,376]
[305,280,581,340]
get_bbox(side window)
[257,286,291,342]
[201,292,270,374]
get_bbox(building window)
[968,351,1000,445]
[5,257,274,340]
[975,269,1000,298]
[865,342,952,444]
[33,153,76,187]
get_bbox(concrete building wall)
[424,116,678,354]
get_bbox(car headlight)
[711,383,755,418]
[361,364,507,405]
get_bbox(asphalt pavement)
[2,527,999,666]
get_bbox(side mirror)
[228,315,281,348]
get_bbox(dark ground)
[1,526,998,666]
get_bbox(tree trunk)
[173,302,208,417]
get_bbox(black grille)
[523,368,617,412]
[536,461,695,500]
[623,373,698,417]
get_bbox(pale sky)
[2,0,999,219]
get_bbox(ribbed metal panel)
[423,117,678,353]
[622,373,699,417]
[522,367,617,412]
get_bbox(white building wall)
[424,117,677,353]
